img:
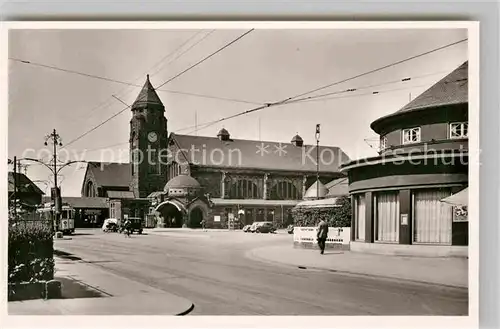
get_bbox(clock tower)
[129,75,168,198]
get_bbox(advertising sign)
[453,206,468,222]
[401,214,408,225]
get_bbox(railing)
[9,212,53,230]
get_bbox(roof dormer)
[291,134,304,147]
[217,128,230,141]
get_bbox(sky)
[6,27,468,197]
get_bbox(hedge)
[292,196,352,227]
[8,220,55,285]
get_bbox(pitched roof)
[86,162,131,188]
[8,172,44,195]
[325,177,349,197]
[107,191,136,199]
[397,61,468,113]
[132,75,164,108]
[171,133,350,173]
[370,61,468,133]
[304,180,329,199]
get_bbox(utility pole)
[17,161,29,175]
[13,156,17,218]
[315,124,321,200]
[44,129,63,233]
[195,111,198,136]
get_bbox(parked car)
[102,218,119,233]
[255,221,276,233]
[287,224,294,234]
[242,224,252,232]
[121,217,144,234]
[249,222,262,233]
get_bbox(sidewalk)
[248,245,468,288]
[8,256,194,315]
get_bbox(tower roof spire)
[132,75,163,108]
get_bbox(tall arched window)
[270,181,301,200]
[168,161,181,181]
[227,179,260,199]
[85,181,95,197]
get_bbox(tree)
[292,196,351,227]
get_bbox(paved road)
[54,229,468,316]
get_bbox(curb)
[53,249,195,315]
[177,303,195,316]
[246,248,468,290]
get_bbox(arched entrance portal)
[156,202,184,228]
[188,207,204,228]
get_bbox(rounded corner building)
[340,61,469,257]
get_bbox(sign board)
[84,209,102,215]
[400,214,408,225]
[453,206,468,222]
[214,215,221,222]
[293,227,351,246]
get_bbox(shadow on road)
[54,250,82,261]
[57,277,109,299]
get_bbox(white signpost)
[293,227,351,250]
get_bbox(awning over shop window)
[147,191,166,198]
[440,187,468,207]
[154,199,187,213]
[210,198,299,207]
[295,197,341,209]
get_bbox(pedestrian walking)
[316,219,329,254]
[201,219,206,232]
[123,219,131,238]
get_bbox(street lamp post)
[13,147,86,234]
[315,124,321,200]
[44,129,63,233]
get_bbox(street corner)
[245,244,306,269]
[7,293,195,316]
[76,292,195,315]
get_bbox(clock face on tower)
[148,132,158,143]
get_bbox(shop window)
[450,122,468,139]
[354,194,366,241]
[256,208,265,222]
[402,127,421,144]
[374,191,400,243]
[412,189,452,245]
[266,209,275,222]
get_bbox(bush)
[8,221,55,284]
[292,196,352,227]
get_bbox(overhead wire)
[178,39,467,134]
[60,35,463,155]
[9,30,260,117]
[179,70,452,135]
[181,83,432,136]
[83,30,208,118]
[62,29,255,149]
[281,38,468,103]
[73,68,458,154]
